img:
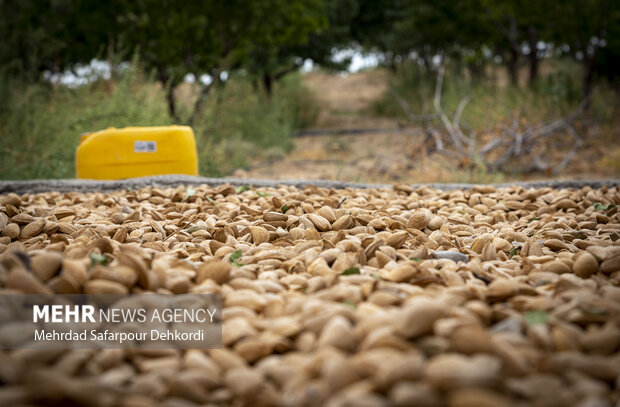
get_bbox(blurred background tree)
[245,0,356,96]
[2,0,617,101]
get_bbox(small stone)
[432,251,468,263]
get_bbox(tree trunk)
[158,69,180,123]
[468,61,484,82]
[188,79,216,126]
[260,62,304,98]
[528,51,539,86]
[166,85,179,123]
[387,53,398,73]
[506,17,520,86]
[581,45,600,111]
[262,74,273,97]
[422,56,432,73]
[582,59,594,110]
[526,27,539,86]
[506,48,519,86]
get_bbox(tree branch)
[433,65,466,153]
[389,88,438,122]
[188,69,219,126]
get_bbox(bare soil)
[238,70,620,183]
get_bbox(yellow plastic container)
[76,126,198,179]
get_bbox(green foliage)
[342,299,357,309]
[0,63,170,179]
[191,73,317,176]
[280,74,321,129]
[340,267,361,275]
[197,82,292,148]
[229,250,243,267]
[0,0,119,80]
[0,0,333,123]
[90,253,109,267]
[2,0,619,96]
[594,203,616,211]
[186,225,203,234]
[373,59,614,130]
[394,1,490,61]
[524,310,549,326]
[121,1,325,79]
[0,63,319,180]
[351,0,403,56]
[246,0,357,92]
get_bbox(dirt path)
[239,132,415,183]
[302,70,396,129]
[240,70,416,182]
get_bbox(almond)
[308,214,331,231]
[20,219,45,238]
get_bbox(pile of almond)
[0,183,618,406]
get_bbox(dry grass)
[240,67,620,183]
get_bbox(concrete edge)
[0,175,619,195]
